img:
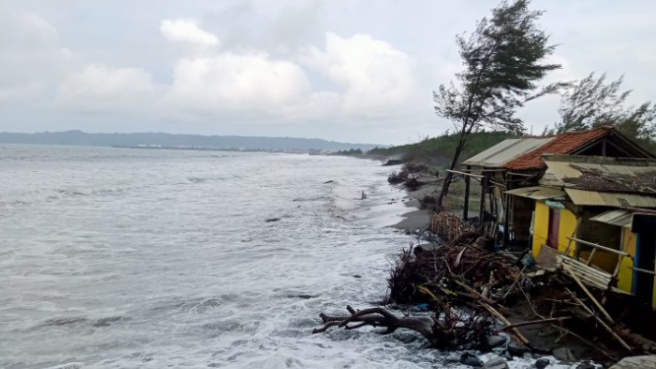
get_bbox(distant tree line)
[333,148,364,156]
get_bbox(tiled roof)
[503,126,612,170]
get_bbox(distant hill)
[0,130,379,152]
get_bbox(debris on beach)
[312,216,656,366]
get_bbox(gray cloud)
[0,0,655,144]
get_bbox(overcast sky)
[1,0,655,145]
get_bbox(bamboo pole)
[562,264,615,324]
[500,317,571,330]
[566,289,632,352]
[481,302,530,346]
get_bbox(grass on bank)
[368,131,518,166]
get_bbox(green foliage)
[556,72,656,149]
[368,130,517,167]
[433,0,561,205]
[434,0,561,134]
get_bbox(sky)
[1,0,655,145]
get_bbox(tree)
[434,0,561,207]
[556,72,656,142]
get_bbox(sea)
[0,144,444,369]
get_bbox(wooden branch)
[481,302,530,346]
[499,317,571,331]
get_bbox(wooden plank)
[559,257,612,290]
[561,254,616,276]
[563,264,615,324]
[633,267,656,276]
[536,244,562,269]
[446,169,484,178]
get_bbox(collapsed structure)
[452,126,656,309]
[314,126,656,366]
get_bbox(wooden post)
[479,174,487,231]
[463,165,471,220]
[503,172,512,246]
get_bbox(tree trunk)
[437,135,468,208]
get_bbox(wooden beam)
[446,169,484,178]
[567,237,629,256]
[503,172,512,245]
[479,175,487,231]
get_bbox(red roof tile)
[503,126,612,170]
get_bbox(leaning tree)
[435,0,562,207]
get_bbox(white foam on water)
[0,146,590,369]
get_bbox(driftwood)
[313,304,494,349]
[313,305,440,347]
[313,226,654,361]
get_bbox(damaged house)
[457,126,653,246]
[507,155,656,308]
[451,126,656,307]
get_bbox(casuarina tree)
[556,72,656,142]
[434,0,561,207]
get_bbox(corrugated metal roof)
[590,210,633,228]
[505,186,567,200]
[462,137,554,168]
[565,188,656,208]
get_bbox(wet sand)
[390,173,441,231]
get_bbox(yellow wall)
[531,201,577,257]
[558,208,577,256]
[618,229,636,293]
[529,203,656,308]
[532,201,549,256]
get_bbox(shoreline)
[389,172,441,231]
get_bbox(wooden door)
[547,208,560,249]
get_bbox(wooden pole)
[503,172,512,246]
[479,175,487,231]
[566,289,632,352]
[464,165,471,220]
[481,302,530,346]
[499,317,571,331]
